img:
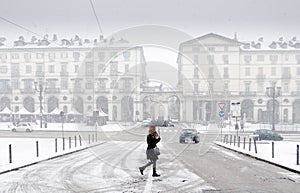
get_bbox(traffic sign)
[218,102,226,111]
[219,111,225,117]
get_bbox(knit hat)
[149,126,156,133]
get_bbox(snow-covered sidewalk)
[0,123,128,174]
[215,138,300,173]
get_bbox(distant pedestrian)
[139,126,161,177]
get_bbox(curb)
[0,141,106,175]
[214,142,300,175]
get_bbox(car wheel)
[195,140,199,143]
[12,128,16,132]
[26,129,31,132]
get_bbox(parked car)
[10,122,33,132]
[179,128,200,143]
[252,129,283,141]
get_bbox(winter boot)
[152,168,160,177]
[139,167,144,175]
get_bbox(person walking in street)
[139,125,161,177]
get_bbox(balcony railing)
[256,74,266,80]
[70,87,84,93]
[239,91,256,96]
[20,89,34,94]
[291,91,300,96]
[45,88,60,93]
[60,71,69,76]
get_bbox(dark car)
[179,128,200,143]
[253,129,283,141]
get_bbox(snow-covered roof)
[0,34,131,49]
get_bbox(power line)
[89,0,104,36]
[0,16,43,39]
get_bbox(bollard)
[272,142,274,158]
[249,138,252,151]
[92,134,94,143]
[89,134,91,144]
[69,137,71,149]
[36,141,39,157]
[55,138,57,152]
[79,135,82,146]
[63,137,65,151]
[243,137,246,150]
[297,144,299,165]
[9,144,12,163]
[238,136,240,148]
[254,139,257,154]
[233,136,236,146]
[75,136,77,147]
[230,135,232,145]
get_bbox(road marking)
[143,170,153,193]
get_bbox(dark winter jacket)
[147,134,161,150]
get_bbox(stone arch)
[47,96,59,113]
[74,96,84,114]
[121,96,133,121]
[0,96,10,111]
[96,96,108,114]
[241,99,254,121]
[292,99,300,123]
[23,96,35,112]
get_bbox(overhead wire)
[89,0,104,36]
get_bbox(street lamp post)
[266,84,281,131]
[34,81,46,129]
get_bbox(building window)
[209,67,214,78]
[271,67,276,76]
[99,80,106,89]
[296,55,300,64]
[123,51,130,61]
[48,65,55,73]
[73,52,80,61]
[124,79,131,89]
[61,63,67,73]
[208,47,215,52]
[36,53,44,59]
[193,55,199,64]
[110,80,118,89]
[61,78,68,90]
[224,46,228,52]
[11,53,19,59]
[257,55,264,61]
[24,53,31,60]
[98,63,105,73]
[207,55,214,64]
[98,52,105,61]
[24,79,33,90]
[297,67,300,76]
[12,79,19,89]
[283,82,289,93]
[194,83,198,92]
[0,54,7,60]
[110,62,118,74]
[245,68,250,76]
[223,67,229,79]
[244,55,252,64]
[222,55,229,64]
[85,62,94,75]
[297,82,300,92]
[193,67,199,78]
[49,53,55,61]
[285,55,289,61]
[61,52,68,58]
[245,82,251,92]
[0,66,8,73]
[110,52,117,59]
[86,52,93,58]
[258,82,264,92]
[25,65,32,73]
[86,80,93,89]
[125,64,129,73]
[270,55,278,64]
[74,64,79,73]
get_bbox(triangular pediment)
[181,33,242,46]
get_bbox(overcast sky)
[0,0,299,42]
